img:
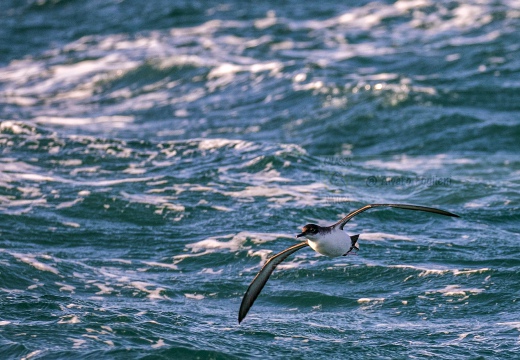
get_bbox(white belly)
[308,230,351,257]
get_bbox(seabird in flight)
[238,203,459,324]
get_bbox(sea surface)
[1,0,520,359]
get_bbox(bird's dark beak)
[296,232,305,238]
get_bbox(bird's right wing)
[238,241,309,324]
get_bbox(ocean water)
[1,0,520,358]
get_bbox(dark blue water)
[1,0,519,359]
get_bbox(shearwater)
[238,203,459,324]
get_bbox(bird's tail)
[350,234,360,250]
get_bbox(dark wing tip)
[238,299,251,324]
[238,283,258,325]
[386,204,460,218]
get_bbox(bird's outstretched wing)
[238,241,309,324]
[334,203,459,230]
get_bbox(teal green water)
[1,1,520,359]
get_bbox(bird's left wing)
[238,241,309,324]
[333,203,459,230]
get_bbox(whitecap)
[197,138,258,151]
[357,233,413,241]
[184,234,242,253]
[426,285,484,297]
[68,338,86,348]
[120,191,184,212]
[222,183,327,208]
[391,265,448,276]
[56,282,76,293]
[141,261,178,270]
[453,268,490,276]
[357,297,385,303]
[129,281,166,300]
[58,315,80,324]
[199,268,223,275]
[363,154,473,173]
[0,121,34,135]
[151,339,167,348]
[185,293,205,300]
[93,283,114,295]
[21,350,43,360]
[11,253,59,275]
[182,231,295,258]
[34,115,133,128]
[391,265,490,277]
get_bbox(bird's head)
[296,224,320,239]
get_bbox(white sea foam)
[391,265,490,277]
[211,205,233,212]
[56,199,84,209]
[110,258,132,265]
[141,261,178,270]
[184,234,242,253]
[464,202,486,208]
[357,232,413,241]
[11,253,59,275]
[34,116,133,128]
[93,283,114,295]
[219,167,294,184]
[0,0,503,136]
[151,339,167,348]
[363,154,474,173]
[101,325,113,332]
[453,268,490,276]
[443,332,472,345]
[277,260,302,271]
[199,268,223,275]
[68,338,86,348]
[83,335,100,341]
[58,315,81,324]
[66,304,83,309]
[21,350,43,360]
[120,191,184,212]
[426,285,484,297]
[358,297,385,303]
[197,138,257,151]
[56,282,76,293]
[222,183,327,207]
[185,293,205,300]
[208,61,282,79]
[129,281,166,300]
[62,221,81,228]
[0,121,34,135]
[80,177,157,187]
[246,249,273,264]
[183,231,292,256]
